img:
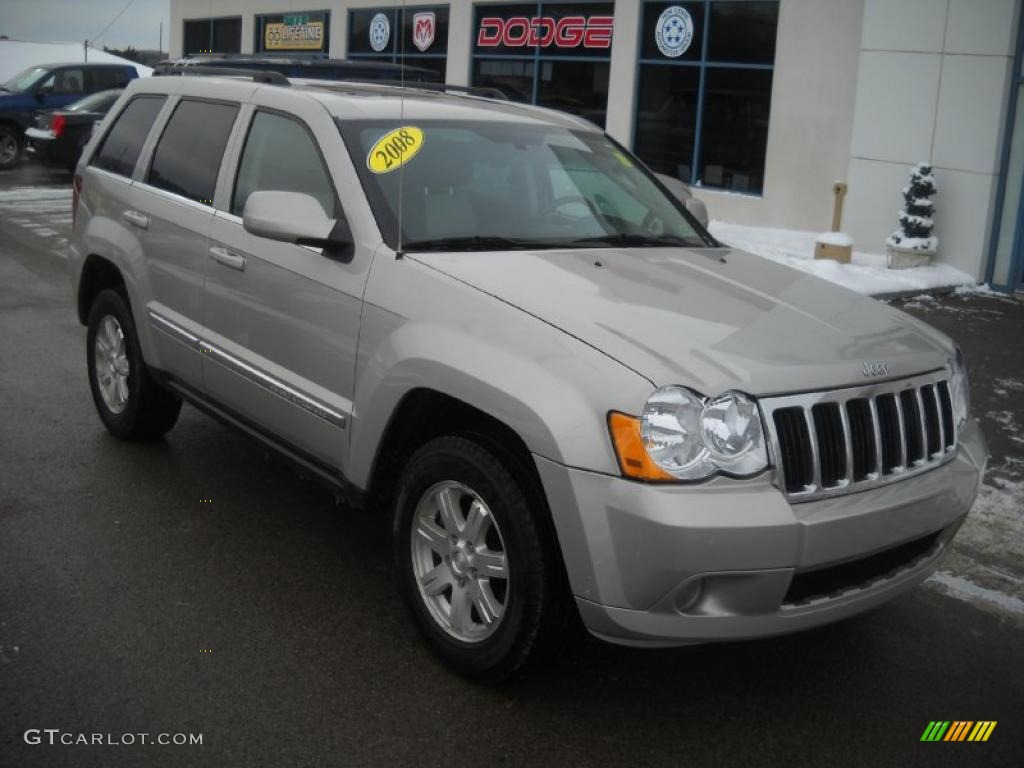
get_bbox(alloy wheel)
[93,315,130,414]
[410,480,510,643]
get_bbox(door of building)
[989,19,1024,291]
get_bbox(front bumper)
[536,418,988,647]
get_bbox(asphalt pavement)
[1,164,1021,768]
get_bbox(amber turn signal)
[607,412,676,482]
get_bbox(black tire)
[0,125,22,171]
[86,289,182,440]
[393,435,569,682]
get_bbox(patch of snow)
[926,571,1024,616]
[709,220,975,296]
[815,232,853,247]
[994,378,1024,393]
[987,411,1024,444]
[0,40,152,82]
[954,280,1003,296]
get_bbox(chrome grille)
[761,370,957,502]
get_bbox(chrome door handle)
[122,210,149,229]
[209,245,246,271]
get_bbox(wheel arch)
[365,388,549,517]
[77,253,127,324]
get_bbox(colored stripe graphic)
[921,721,996,742]
[969,722,997,742]
[921,721,950,741]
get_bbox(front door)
[202,105,364,471]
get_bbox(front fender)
[347,255,655,489]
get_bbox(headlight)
[950,347,970,426]
[609,387,768,481]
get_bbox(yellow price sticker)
[367,126,425,174]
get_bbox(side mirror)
[242,190,353,261]
[655,172,710,229]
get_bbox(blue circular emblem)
[369,13,391,52]
[655,6,694,58]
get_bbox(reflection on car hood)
[409,246,954,397]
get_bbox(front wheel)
[393,436,569,682]
[86,289,182,439]
[0,125,22,171]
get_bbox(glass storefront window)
[348,6,449,79]
[471,2,614,127]
[635,65,699,183]
[183,17,242,55]
[708,1,777,64]
[633,0,779,194]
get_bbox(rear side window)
[87,67,130,92]
[231,111,336,217]
[92,95,166,177]
[148,99,238,205]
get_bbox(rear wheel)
[393,435,568,682]
[0,125,21,170]
[86,289,182,439]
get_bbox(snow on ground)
[928,475,1024,619]
[709,220,976,296]
[0,40,152,82]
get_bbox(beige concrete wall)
[844,0,1020,278]
[605,0,640,145]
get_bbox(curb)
[873,284,974,302]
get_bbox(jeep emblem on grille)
[862,360,890,377]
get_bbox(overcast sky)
[0,0,170,51]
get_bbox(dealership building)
[169,0,1024,290]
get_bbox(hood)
[409,247,954,397]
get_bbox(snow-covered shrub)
[887,162,937,252]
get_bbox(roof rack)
[178,66,290,86]
[347,80,508,100]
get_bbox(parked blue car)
[0,62,138,170]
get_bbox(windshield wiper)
[400,235,564,253]
[566,233,706,248]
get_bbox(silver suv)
[70,74,988,681]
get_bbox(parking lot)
[1,163,1022,767]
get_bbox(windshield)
[2,66,48,93]
[339,120,713,252]
[66,90,121,113]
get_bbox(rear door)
[202,96,366,471]
[129,97,240,389]
[83,92,168,337]
[85,67,132,94]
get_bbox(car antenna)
[396,0,407,260]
